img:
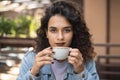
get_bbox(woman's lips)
[55,43,65,46]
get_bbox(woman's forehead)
[48,15,72,28]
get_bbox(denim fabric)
[17,51,99,80]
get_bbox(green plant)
[13,15,32,37]
[0,15,39,38]
[29,18,40,38]
[0,16,14,37]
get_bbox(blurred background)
[0,0,120,80]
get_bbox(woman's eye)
[50,29,56,33]
[64,29,72,33]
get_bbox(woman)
[17,0,99,80]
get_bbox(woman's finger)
[36,56,53,62]
[36,47,53,57]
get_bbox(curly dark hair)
[34,0,95,62]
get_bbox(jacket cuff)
[74,68,87,80]
[29,71,41,80]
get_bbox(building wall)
[84,0,107,55]
[84,0,120,55]
[110,0,120,54]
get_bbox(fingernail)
[68,52,70,56]
[50,47,52,49]
[52,51,55,54]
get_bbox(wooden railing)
[0,37,35,48]
[94,43,120,80]
[96,55,120,80]
[94,43,120,55]
[0,37,35,53]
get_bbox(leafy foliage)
[0,16,14,36]
[0,16,36,38]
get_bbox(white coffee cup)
[53,47,70,60]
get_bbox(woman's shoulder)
[22,51,37,62]
[21,51,37,67]
[24,51,36,57]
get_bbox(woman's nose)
[57,31,64,40]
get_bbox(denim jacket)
[17,51,99,80]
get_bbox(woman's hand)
[30,47,53,76]
[68,48,84,74]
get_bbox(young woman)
[17,0,99,80]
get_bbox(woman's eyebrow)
[48,26,56,29]
[48,26,72,29]
[64,26,72,29]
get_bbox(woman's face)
[46,15,73,47]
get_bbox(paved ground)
[0,61,21,80]
[0,52,23,80]
[0,48,30,80]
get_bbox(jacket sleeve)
[16,51,41,80]
[74,60,99,80]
